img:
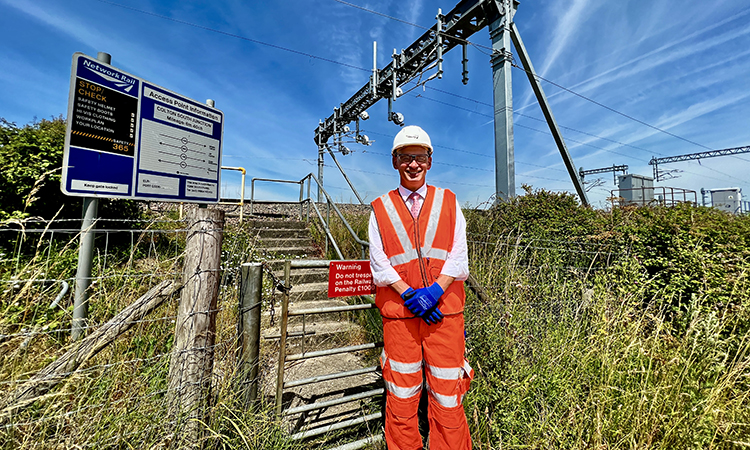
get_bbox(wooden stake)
[167,208,224,445]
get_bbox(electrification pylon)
[314,0,590,206]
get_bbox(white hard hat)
[392,125,432,154]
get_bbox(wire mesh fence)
[0,211,277,449]
[5,202,742,449]
[463,229,627,343]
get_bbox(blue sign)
[61,53,224,203]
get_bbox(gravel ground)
[145,201,371,227]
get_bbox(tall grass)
[311,193,750,448]
[465,247,750,448]
[307,204,369,261]
[0,216,303,449]
[2,192,749,449]
[463,192,750,449]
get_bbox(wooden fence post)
[237,262,262,406]
[167,208,224,446]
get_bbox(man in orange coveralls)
[369,125,473,449]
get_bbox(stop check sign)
[328,260,376,298]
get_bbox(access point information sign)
[61,53,224,203]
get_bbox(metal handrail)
[219,166,246,222]
[303,173,369,259]
[308,199,345,259]
[249,173,369,260]
[249,176,306,218]
[611,186,697,207]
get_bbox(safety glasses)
[396,153,430,165]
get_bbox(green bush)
[463,188,750,448]
[0,117,143,223]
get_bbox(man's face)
[393,145,432,191]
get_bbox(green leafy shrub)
[462,188,750,448]
[0,117,144,223]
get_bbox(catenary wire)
[94,0,747,187]
[93,0,370,73]
[424,86,659,155]
[329,0,721,153]
[509,62,714,151]
[102,0,706,161]
[333,0,749,175]
[408,94,746,185]
[360,129,568,174]
[323,163,570,186]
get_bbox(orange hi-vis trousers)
[381,314,474,450]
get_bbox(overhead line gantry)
[579,164,628,185]
[649,145,750,181]
[314,0,590,206]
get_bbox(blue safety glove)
[404,282,444,322]
[400,287,417,302]
[422,304,444,325]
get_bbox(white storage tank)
[617,174,654,206]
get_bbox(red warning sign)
[328,260,376,298]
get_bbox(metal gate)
[274,259,384,449]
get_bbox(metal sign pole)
[317,133,324,203]
[71,51,109,341]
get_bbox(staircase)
[250,217,361,342]
[250,218,318,259]
[248,217,384,448]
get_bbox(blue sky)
[1,0,749,208]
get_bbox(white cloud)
[537,0,595,76]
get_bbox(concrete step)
[285,299,355,324]
[261,247,319,258]
[252,211,384,437]
[279,268,329,285]
[260,237,315,248]
[264,320,364,351]
[289,281,328,302]
[262,352,383,432]
[263,297,377,325]
[248,219,307,229]
[264,259,329,272]
[255,228,310,239]
[287,297,347,312]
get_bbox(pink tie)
[409,192,420,218]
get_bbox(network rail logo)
[77,55,139,97]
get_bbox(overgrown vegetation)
[309,189,750,448]
[1,184,748,449]
[463,189,750,449]
[0,117,142,225]
[0,212,302,449]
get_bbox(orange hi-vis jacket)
[370,185,466,318]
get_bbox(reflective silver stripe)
[421,247,448,261]
[383,349,423,374]
[388,248,418,266]
[422,187,444,251]
[385,381,422,399]
[420,188,450,263]
[463,359,473,375]
[390,359,423,374]
[381,193,415,257]
[428,388,459,408]
[427,364,462,380]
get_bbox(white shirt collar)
[398,184,427,201]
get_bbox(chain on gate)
[260,261,292,327]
